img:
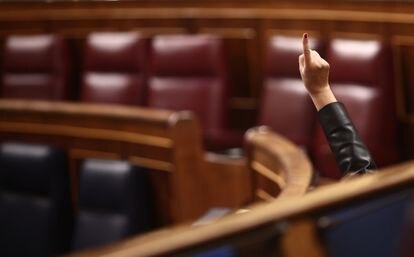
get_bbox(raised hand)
[298,33,337,110]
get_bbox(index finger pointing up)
[302,33,311,64]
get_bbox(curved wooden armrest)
[244,126,313,200]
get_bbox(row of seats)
[0,142,153,256]
[0,33,399,178]
[1,33,238,151]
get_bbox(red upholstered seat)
[1,34,69,100]
[148,35,241,150]
[312,39,399,178]
[259,35,322,152]
[81,32,147,105]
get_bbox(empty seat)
[1,34,70,100]
[259,35,322,152]
[148,34,241,150]
[81,32,147,105]
[312,39,399,178]
[0,142,72,257]
[72,159,153,250]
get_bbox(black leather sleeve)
[318,102,377,176]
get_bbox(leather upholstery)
[81,32,147,105]
[0,142,72,256]
[148,35,241,150]
[259,35,321,151]
[73,159,153,250]
[264,35,321,77]
[1,34,69,100]
[312,39,399,178]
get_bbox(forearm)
[308,85,337,111]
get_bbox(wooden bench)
[0,99,219,224]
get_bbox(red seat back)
[148,35,230,149]
[1,34,69,100]
[259,35,321,151]
[81,32,147,105]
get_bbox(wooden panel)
[203,152,252,207]
[198,27,258,97]
[392,36,414,117]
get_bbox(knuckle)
[316,63,324,70]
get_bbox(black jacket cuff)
[318,102,351,134]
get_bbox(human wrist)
[308,85,337,111]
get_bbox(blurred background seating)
[0,142,72,257]
[72,159,153,250]
[0,33,403,176]
[1,34,70,100]
[81,32,148,105]
[148,34,242,151]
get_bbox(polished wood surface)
[245,126,313,200]
[203,152,252,208]
[67,160,414,257]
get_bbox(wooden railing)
[61,119,315,257]
[67,160,414,257]
[245,126,313,201]
[0,99,218,224]
[0,99,313,225]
